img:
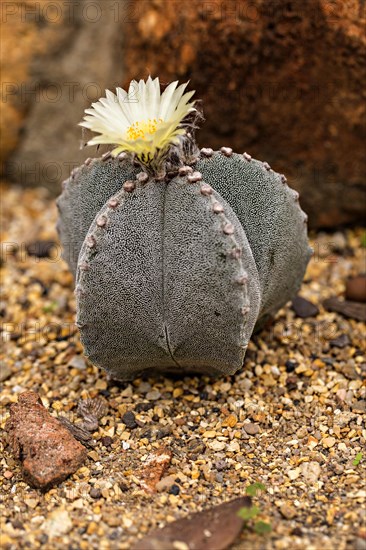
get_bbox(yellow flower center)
[126,118,163,141]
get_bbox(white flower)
[80,77,196,172]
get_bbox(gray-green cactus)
[57,148,312,380]
[56,153,139,274]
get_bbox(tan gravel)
[1,183,365,550]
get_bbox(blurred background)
[1,0,365,228]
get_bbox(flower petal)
[80,77,196,171]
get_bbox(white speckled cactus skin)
[57,148,312,379]
[56,154,139,274]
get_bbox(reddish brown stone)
[345,275,366,303]
[137,446,172,493]
[5,391,87,490]
[123,0,366,228]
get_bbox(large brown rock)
[123,0,366,227]
[0,0,75,171]
[2,0,123,187]
[5,391,87,490]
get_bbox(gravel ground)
[1,184,365,550]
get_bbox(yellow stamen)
[126,118,163,141]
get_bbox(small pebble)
[0,362,12,382]
[155,475,177,492]
[25,240,56,259]
[67,356,87,370]
[300,461,321,483]
[146,390,161,401]
[122,411,138,429]
[329,334,350,348]
[100,436,113,447]
[296,426,308,439]
[291,296,319,318]
[243,423,259,435]
[168,484,180,495]
[90,487,102,499]
[209,440,226,451]
[285,360,298,372]
[280,502,297,519]
[42,510,72,538]
[345,275,366,303]
[288,468,301,481]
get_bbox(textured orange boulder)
[123,0,366,227]
[5,391,87,490]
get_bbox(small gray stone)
[67,355,87,370]
[243,422,259,435]
[122,411,138,429]
[146,390,161,401]
[90,487,102,499]
[136,382,151,394]
[215,459,228,471]
[0,362,12,382]
[329,334,350,349]
[291,296,319,318]
[352,400,366,413]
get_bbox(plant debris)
[133,497,251,550]
[323,297,366,321]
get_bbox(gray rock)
[243,422,260,435]
[0,362,12,382]
[8,0,124,189]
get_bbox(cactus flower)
[80,77,196,173]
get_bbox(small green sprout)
[42,301,58,313]
[238,483,272,536]
[254,521,272,535]
[246,482,266,497]
[353,452,363,466]
[360,232,366,248]
[238,505,260,521]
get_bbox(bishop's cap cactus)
[57,77,312,380]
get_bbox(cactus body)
[196,151,311,320]
[56,156,139,274]
[57,150,312,379]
